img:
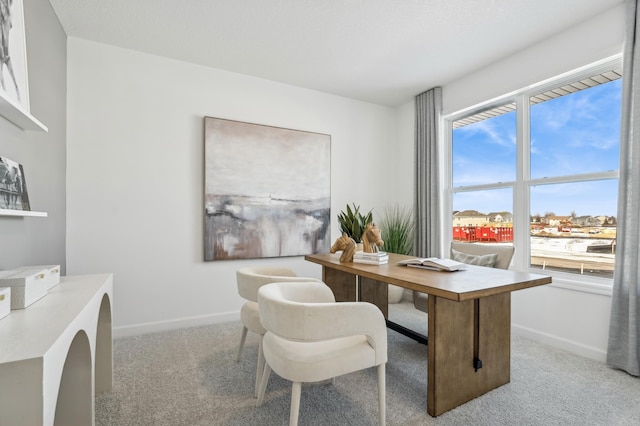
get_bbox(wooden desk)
[305,253,551,416]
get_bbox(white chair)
[413,242,515,313]
[236,266,320,397]
[256,281,387,426]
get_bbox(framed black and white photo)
[204,117,331,261]
[0,0,30,111]
[0,156,30,211]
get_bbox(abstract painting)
[204,117,331,260]
[0,0,30,111]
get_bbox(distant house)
[571,215,600,226]
[487,211,513,224]
[545,215,571,227]
[596,215,617,225]
[453,210,487,227]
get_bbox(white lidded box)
[0,287,10,320]
[17,265,61,290]
[0,269,49,309]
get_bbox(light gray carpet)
[97,301,640,425]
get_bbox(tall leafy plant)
[337,203,373,243]
[379,205,415,255]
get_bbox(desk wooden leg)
[321,269,389,318]
[322,267,357,302]
[359,277,388,319]
[427,293,510,416]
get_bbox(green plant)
[379,205,415,255]
[337,203,373,243]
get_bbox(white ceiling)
[48,0,624,107]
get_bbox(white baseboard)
[113,313,608,364]
[512,323,607,363]
[113,311,240,338]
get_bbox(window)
[448,62,621,281]
[452,108,516,187]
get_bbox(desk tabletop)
[305,253,552,302]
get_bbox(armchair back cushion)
[450,242,515,270]
[258,281,387,364]
[237,266,318,302]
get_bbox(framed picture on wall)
[0,156,30,211]
[0,0,30,112]
[204,117,331,261]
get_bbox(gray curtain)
[415,87,442,258]
[607,0,640,377]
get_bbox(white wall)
[392,101,416,204]
[66,38,398,336]
[394,4,624,362]
[0,1,66,272]
[442,4,625,116]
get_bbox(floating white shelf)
[0,209,47,217]
[0,91,47,131]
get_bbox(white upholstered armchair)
[256,281,387,426]
[236,266,321,397]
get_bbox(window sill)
[544,274,613,296]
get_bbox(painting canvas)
[0,156,30,211]
[0,0,30,111]
[204,117,331,261]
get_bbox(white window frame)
[442,56,622,295]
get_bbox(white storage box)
[17,265,61,290]
[0,269,49,309]
[0,287,10,320]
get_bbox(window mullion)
[514,94,530,270]
[529,171,619,186]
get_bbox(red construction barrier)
[452,226,513,242]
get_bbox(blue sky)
[452,79,621,217]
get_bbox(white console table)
[0,274,113,425]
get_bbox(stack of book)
[353,251,389,265]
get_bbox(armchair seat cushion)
[413,292,429,312]
[263,333,375,383]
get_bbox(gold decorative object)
[330,233,357,262]
[362,223,384,253]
